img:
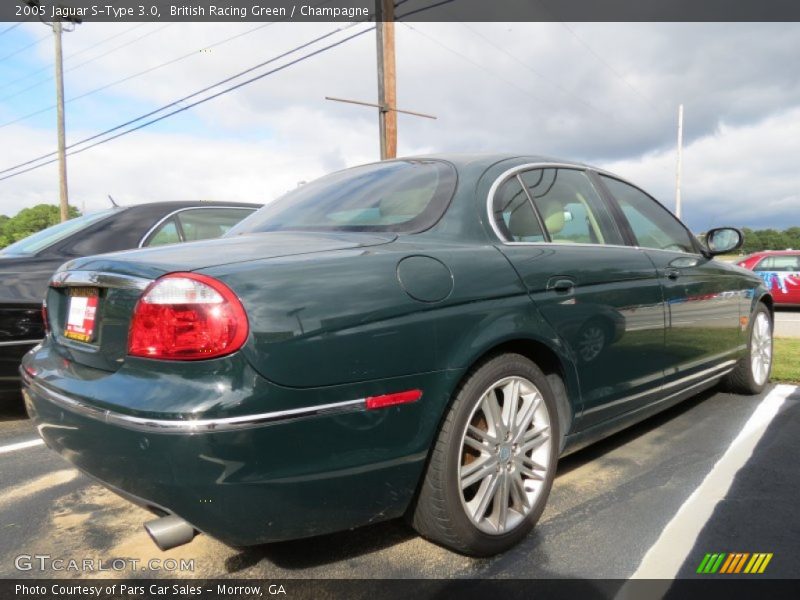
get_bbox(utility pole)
[53,19,69,222]
[675,103,684,219]
[324,1,436,156]
[375,0,396,160]
[25,0,80,222]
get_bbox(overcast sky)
[0,21,798,231]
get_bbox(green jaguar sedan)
[21,155,772,556]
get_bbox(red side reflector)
[365,389,422,410]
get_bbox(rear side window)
[754,256,800,272]
[520,168,623,245]
[178,208,254,241]
[146,218,181,246]
[491,177,545,242]
[229,160,456,234]
[601,176,696,253]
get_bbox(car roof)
[746,250,800,257]
[403,153,590,171]
[119,200,261,211]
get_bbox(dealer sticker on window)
[64,288,99,342]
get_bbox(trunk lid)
[46,231,395,372]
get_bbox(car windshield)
[0,209,116,256]
[227,160,457,234]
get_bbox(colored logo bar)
[696,552,773,574]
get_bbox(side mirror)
[705,227,743,256]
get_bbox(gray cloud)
[2,22,799,232]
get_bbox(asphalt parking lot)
[0,383,797,581]
[775,307,800,338]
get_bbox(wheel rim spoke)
[481,391,504,439]
[470,472,499,522]
[467,423,498,445]
[494,471,510,531]
[512,394,540,444]
[501,379,520,434]
[461,454,498,489]
[520,425,549,453]
[518,454,547,480]
[510,471,531,510]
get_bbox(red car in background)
[738,250,800,306]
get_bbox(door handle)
[547,278,575,293]
[664,268,680,280]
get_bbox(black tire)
[410,353,560,556]
[721,303,773,395]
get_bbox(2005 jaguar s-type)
[22,155,772,556]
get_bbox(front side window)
[228,160,456,235]
[601,176,696,254]
[520,168,623,245]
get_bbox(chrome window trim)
[138,206,256,248]
[0,339,43,348]
[486,162,586,244]
[485,162,705,258]
[21,370,366,433]
[50,270,152,291]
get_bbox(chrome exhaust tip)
[144,515,196,551]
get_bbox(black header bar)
[4,0,800,23]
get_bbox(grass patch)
[773,337,800,383]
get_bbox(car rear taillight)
[128,273,248,360]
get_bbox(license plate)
[64,287,99,342]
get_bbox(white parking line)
[626,384,794,582]
[0,438,44,455]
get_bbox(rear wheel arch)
[409,350,561,555]
[450,338,575,453]
[406,337,575,521]
[758,292,774,319]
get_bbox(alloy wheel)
[457,376,552,535]
[750,311,772,386]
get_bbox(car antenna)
[108,195,120,208]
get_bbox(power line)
[0,26,375,183]
[0,0,336,128]
[0,24,359,175]
[394,0,456,19]
[2,23,149,89]
[0,23,23,37]
[556,21,666,117]
[458,23,618,123]
[0,0,445,182]
[0,32,49,64]
[0,23,173,103]
[0,21,279,130]
[401,23,557,111]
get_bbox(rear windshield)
[0,209,116,256]
[228,160,457,234]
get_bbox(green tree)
[0,204,81,248]
[741,227,762,254]
[784,226,800,249]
